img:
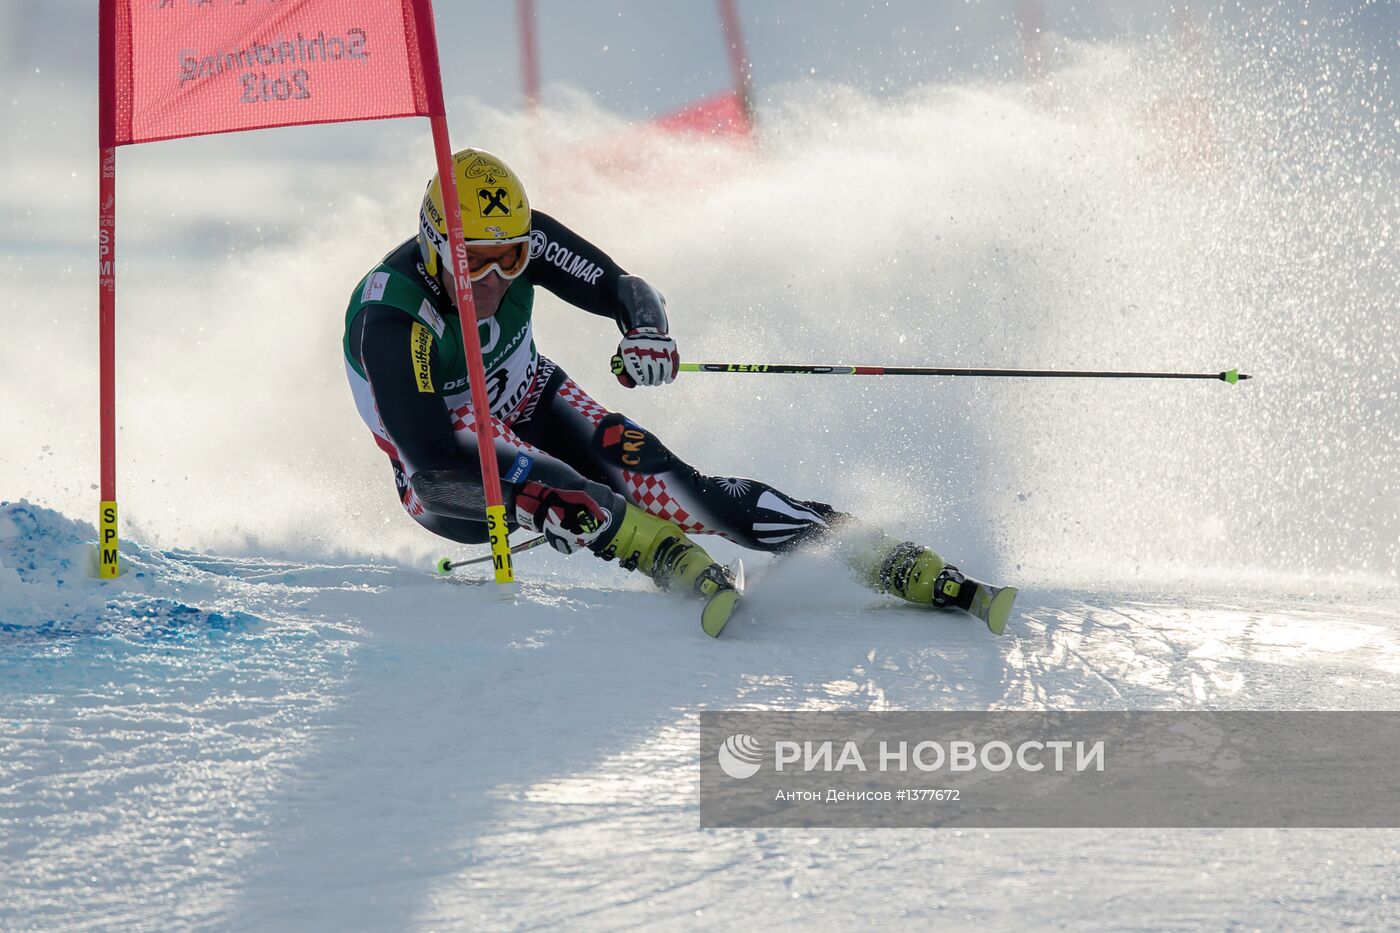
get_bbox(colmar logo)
[718,734,764,780]
[533,236,604,285]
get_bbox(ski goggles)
[460,236,532,282]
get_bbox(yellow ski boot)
[851,536,1016,635]
[596,504,743,636]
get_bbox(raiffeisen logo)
[717,733,763,779]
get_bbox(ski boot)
[596,504,744,637]
[852,537,1017,635]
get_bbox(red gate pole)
[96,149,119,579]
[415,2,517,594]
[519,0,540,112]
[717,0,753,125]
[96,2,120,578]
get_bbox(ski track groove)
[1092,602,1215,705]
[1056,634,1128,704]
[514,853,747,933]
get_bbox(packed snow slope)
[2,14,1398,932]
[3,501,1398,930]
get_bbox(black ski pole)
[679,363,1251,383]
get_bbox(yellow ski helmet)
[418,147,531,277]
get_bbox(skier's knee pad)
[592,413,680,475]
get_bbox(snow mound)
[0,500,261,636]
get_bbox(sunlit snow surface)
[3,501,1398,930]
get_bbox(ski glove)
[514,480,613,555]
[611,327,680,388]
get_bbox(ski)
[962,579,1018,635]
[700,559,745,638]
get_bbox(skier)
[342,148,1014,634]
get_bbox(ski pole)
[679,363,1251,383]
[436,535,548,575]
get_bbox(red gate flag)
[655,91,752,138]
[96,0,519,589]
[102,0,436,147]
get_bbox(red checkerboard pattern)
[449,404,543,455]
[623,471,707,534]
[556,379,610,426]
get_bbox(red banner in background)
[104,0,435,147]
[653,90,752,138]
